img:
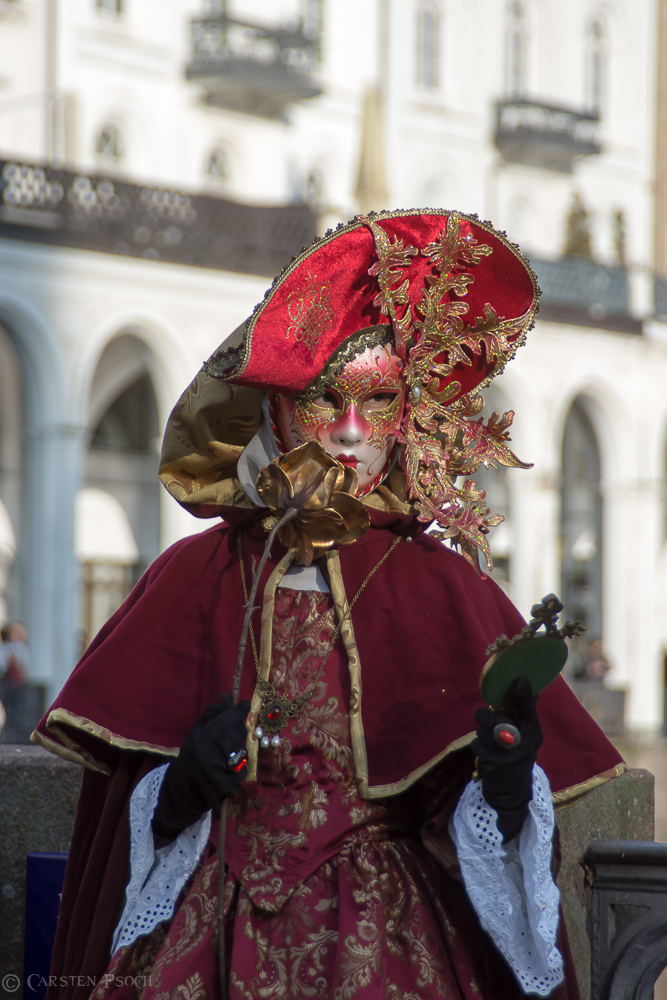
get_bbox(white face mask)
[272,344,406,494]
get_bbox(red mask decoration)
[271,343,406,495]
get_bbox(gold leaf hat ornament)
[256,441,370,566]
[180,209,539,568]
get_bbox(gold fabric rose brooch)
[256,441,370,565]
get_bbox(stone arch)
[0,297,66,428]
[73,317,190,435]
[551,378,628,489]
[83,332,165,593]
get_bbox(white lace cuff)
[111,763,211,955]
[450,764,563,996]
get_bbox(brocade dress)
[89,586,551,1000]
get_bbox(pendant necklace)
[237,533,401,750]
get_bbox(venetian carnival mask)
[271,343,406,494]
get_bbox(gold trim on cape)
[326,549,370,796]
[245,549,295,781]
[33,708,181,774]
[30,726,105,772]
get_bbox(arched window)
[561,400,603,652]
[85,357,161,640]
[96,0,123,16]
[303,168,324,207]
[96,124,124,162]
[416,1,440,90]
[586,19,605,116]
[205,146,231,184]
[506,1,527,97]
[91,373,158,452]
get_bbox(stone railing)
[586,840,667,999]
[0,160,317,277]
[529,255,642,333]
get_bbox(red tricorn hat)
[204,208,539,402]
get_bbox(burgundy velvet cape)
[37,512,623,998]
[37,512,622,794]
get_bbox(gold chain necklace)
[237,533,401,748]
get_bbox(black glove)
[470,677,543,843]
[152,693,250,843]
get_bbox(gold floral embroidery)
[153,972,208,1000]
[331,842,451,999]
[285,274,335,358]
[361,211,537,570]
[146,858,219,992]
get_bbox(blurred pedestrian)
[574,637,610,683]
[0,620,30,684]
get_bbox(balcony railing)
[186,13,321,117]
[530,255,630,325]
[0,160,317,276]
[495,99,601,172]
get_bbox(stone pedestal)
[556,767,655,1000]
[0,745,81,995]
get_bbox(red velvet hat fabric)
[205,210,539,397]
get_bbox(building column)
[510,470,561,622]
[603,477,665,731]
[24,423,87,701]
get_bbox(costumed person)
[34,210,626,1000]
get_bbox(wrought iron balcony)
[0,160,316,276]
[528,255,638,331]
[531,255,627,315]
[186,13,321,117]
[495,99,601,172]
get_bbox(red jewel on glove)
[493,723,521,749]
[227,748,247,772]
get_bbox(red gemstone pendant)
[267,703,282,723]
